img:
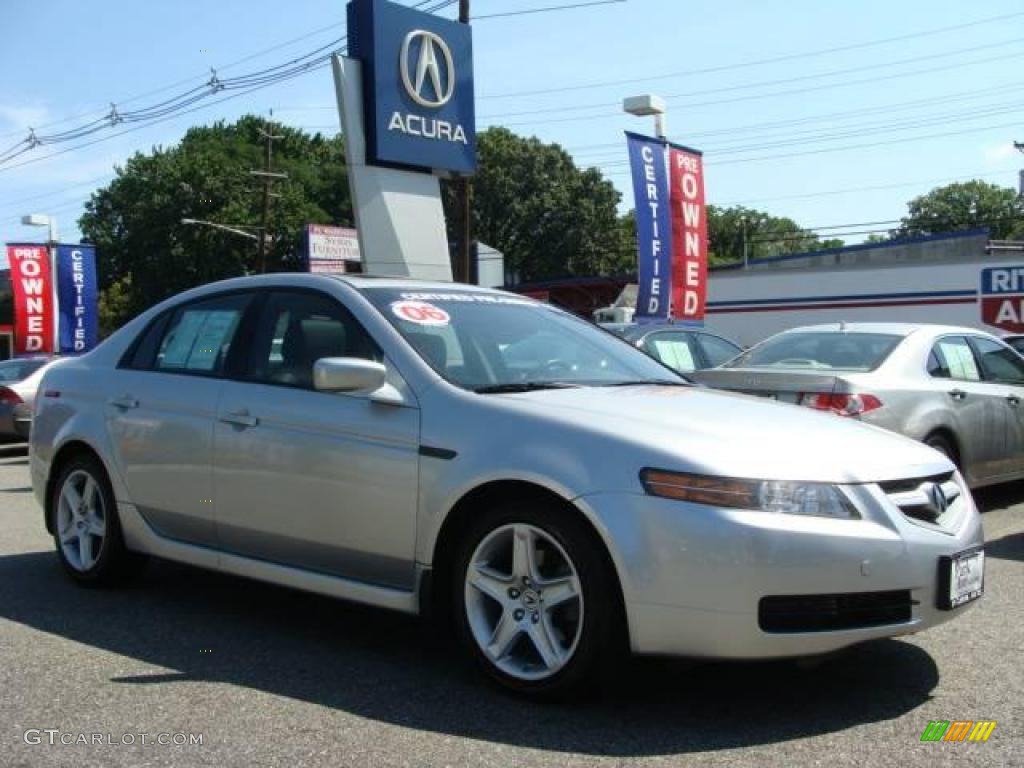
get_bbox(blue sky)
[1,0,1021,261]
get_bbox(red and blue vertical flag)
[626,132,672,321]
[56,244,99,354]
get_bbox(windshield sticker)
[398,291,534,306]
[391,300,451,326]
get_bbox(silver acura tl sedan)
[30,275,984,696]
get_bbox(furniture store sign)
[347,0,476,174]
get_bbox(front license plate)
[938,548,984,609]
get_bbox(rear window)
[0,359,46,383]
[726,332,902,372]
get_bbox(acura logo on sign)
[400,30,454,108]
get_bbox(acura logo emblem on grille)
[926,483,949,515]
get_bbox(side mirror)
[313,357,387,393]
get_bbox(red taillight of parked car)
[800,392,882,417]
[0,387,23,405]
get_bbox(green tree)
[706,205,840,265]
[444,127,633,281]
[80,115,351,327]
[897,180,1024,239]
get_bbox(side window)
[931,337,980,382]
[926,350,950,379]
[969,337,1024,384]
[696,333,742,368]
[150,293,253,376]
[646,332,699,373]
[246,290,380,389]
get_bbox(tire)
[452,498,619,697]
[925,433,958,467]
[49,453,144,586]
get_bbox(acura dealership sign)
[348,0,476,174]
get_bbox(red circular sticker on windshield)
[391,300,451,326]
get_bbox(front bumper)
[577,479,983,658]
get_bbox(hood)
[494,384,950,485]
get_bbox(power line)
[489,48,1024,128]
[717,168,1021,207]
[566,81,1024,156]
[474,0,625,20]
[575,100,1024,166]
[595,118,1024,174]
[480,37,1024,121]
[0,0,457,174]
[479,9,1024,100]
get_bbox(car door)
[926,335,1005,484]
[105,291,257,546]
[967,335,1024,479]
[212,288,421,590]
[640,331,702,373]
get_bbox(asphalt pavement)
[0,443,1020,767]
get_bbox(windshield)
[361,288,685,391]
[726,332,902,372]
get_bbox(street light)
[623,94,667,140]
[20,213,60,354]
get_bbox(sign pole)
[48,218,59,355]
[456,0,472,283]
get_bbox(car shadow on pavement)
[0,551,939,756]
[973,481,1024,513]
[985,531,1024,562]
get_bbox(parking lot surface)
[0,444,1020,767]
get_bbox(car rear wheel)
[50,454,142,585]
[453,499,617,697]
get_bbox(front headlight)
[639,469,859,519]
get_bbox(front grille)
[759,590,913,633]
[878,472,961,526]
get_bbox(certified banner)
[6,244,55,355]
[668,143,708,322]
[56,244,99,354]
[626,132,672,321]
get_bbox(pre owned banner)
[56,244,99,354]
[6,244,55,354]
[626,132,672,321]
[668,144,708,321]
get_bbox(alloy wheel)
[464,523,584,681]
[56,469,107,572]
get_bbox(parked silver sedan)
[30,277,983,696]
[691,322,1024,489]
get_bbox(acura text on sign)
[7,244,55,354]
[348,0,475,174]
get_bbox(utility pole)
[454,0,473,283]
[250,118,287,273]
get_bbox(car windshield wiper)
[601,379,690,387]
[474,381,582,394]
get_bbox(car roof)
[776,322,993,338]
[333,274,506,294]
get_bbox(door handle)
[219,410,259,428]
[108,395,139,409]
[948,389,967,401]
[1007,395,1021,407]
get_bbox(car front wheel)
[453,500,618,696]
